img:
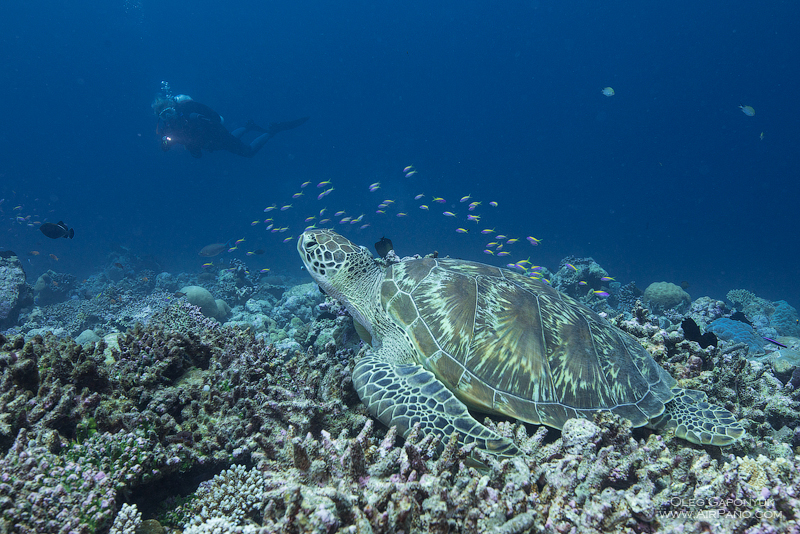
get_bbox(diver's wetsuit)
[158,100,308,158]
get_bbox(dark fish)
[763,337,788,348]
[254,249,265,255]
[681,318,718,349]
[680,280,690,290]
[174,292,187,298]
[730,311,753,326]
[375,236,393,259]
[114,262,124,269]
[199,242,230,257]
[40,221,74,239]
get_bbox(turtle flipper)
[648,387,745,446]
[354,353,520,459]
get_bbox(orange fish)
[49,254,59,261]
[29,251,40,256]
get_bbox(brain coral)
[643,281,691,311]
[771,300,800,337]
[707,317,765,355]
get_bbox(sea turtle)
[297,229,744,458]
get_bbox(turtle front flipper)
[354,353,521,459]
[648,387,745,446]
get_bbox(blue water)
[1,0,798,307]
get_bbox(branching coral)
[175,412,800,534]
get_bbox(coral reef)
[687,296,728,327]
[2,245,800,533]
[13,289,173,341]
[0,295,362,532]
[548,255,643,317]
[612,281,646,317]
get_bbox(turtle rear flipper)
[648,387,745,446]
[354,352,520,459]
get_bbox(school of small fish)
[213,165,554,282]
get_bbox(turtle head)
[297,229,378,293]
[299,229,384,346]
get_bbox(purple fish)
[763,337,788,348]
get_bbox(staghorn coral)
[173,411,800,534]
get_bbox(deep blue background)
[1,0,798,307]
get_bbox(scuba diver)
[152,82,308,158]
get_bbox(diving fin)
[267,116,310,137]
[244,119,268,134]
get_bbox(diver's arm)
[177,101,223,124]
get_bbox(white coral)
[184,463,266,528]
[183,516,264,534]
[109,503,142,534]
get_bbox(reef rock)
[179,285,229,320]
[0,251,31,329]
[75,329,101,345]
[33,270,76,306]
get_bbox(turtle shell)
[379,257,677,431]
